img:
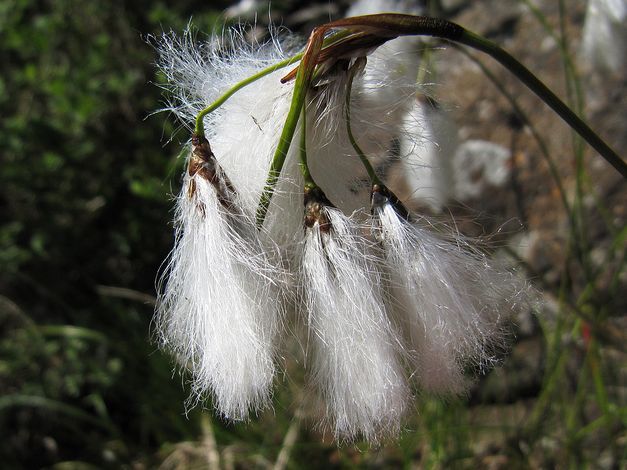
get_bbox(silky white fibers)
[155,169,282,420]
[156,30,305,248]
[300,206,409,441]
[580,0,626,73]
[304,0,424,215]
[374,201,530,394]
[389,99,457,213]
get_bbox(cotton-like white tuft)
[372,192,530,394]
[303,0,424,214]
[155,26,298,126]
[580,0,626,73]
[299,196,409,441]
[388,98,457,213]
[156,28,305,249]
[155,152,283,420]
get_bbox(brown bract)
[281,14,465,83]
[304,186,333,233]
[188,134,238,211]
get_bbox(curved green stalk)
[255,32,324,227]
[194,54,303,136]
[455,29,625,178]
[254,69,306,227]
[344,58,383,187]
[317,14,624,176]
[299,106,316,190]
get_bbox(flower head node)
[188,134,238,212]
[303,186,333,232]
[371,183,409,221]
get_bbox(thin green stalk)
[555,0,593,288]
[575,409,625,440]
[565,328,591,436]
[299,105,315,189]
[38,325,108,343]
[589,338,611,417]
[455,29,625,178]
[527,248,573,433]
[519,0,585,115]
[416,45,434,89]
[255,69,306,227]
[255,32,324,227]
[344,58,382,187]
[194,54,303,136]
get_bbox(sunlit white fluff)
[580,0,626,73]
[373,198,530,394]
[304,0,424,214]
[156,29,304,248]
[155,165,282,420]
[300,204,409,441]
[388,98,457,213]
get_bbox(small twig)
[96,285,156,306]
[273,401,304,470]
[200,413,221,470]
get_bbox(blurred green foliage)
[0,0,232,466]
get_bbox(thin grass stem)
[455,29,625,177]
[255,30,324,227]
[299,105,315,189]
[344,57,382,187]
[194,54,303,137]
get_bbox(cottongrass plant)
[580,0,626,73]
[300,187,409,441]
[155,137,284,420]
[154,21,530,441]
[371,186,521,394]
[154,6,624,443]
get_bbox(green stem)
[194,54,303,136]
[255,33,324,227]
[254,73,306,227]
[299,105,315,189]
[456,29,625,178]
[344,58,383,187]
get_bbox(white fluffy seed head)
[155,161,285,420]
[299,205,409,442]
[373,200,531,395]
[580,0,627,73]
[155,27,306,250]
[388,99,457,213]
[303,0,425,215]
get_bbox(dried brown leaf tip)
[281,14,464,83]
